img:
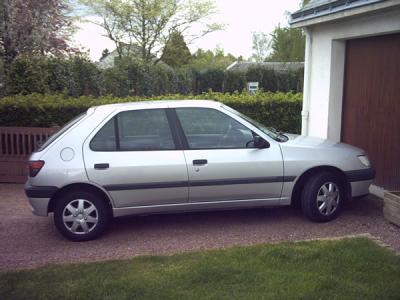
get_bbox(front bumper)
[345,168,375,197]
[345,168,375,182]
[25,184,58,217]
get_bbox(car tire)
[301,172,345,222]
[54,190,111,241]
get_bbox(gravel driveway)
[0,184,399,271]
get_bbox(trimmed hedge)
[2,57,304,97]
[0,92,302,133]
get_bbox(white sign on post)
[247,82,259,93]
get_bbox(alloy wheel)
[316,182,340,216]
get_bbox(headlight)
[358,155,371,167]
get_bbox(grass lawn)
[1,237,399,299]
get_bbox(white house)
[290,0,400,194]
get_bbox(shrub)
[225,66,304,93]
[193,69,225,94]
[223,70,247,93]
[3,57,304,97]
[5,56,104,97]
[0,92,302,133]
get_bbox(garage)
[341,33,400,190]
[290,0,400,194]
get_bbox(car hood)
[282,133,364,154]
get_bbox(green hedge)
[2,57,303,97]
[0,92,302,133]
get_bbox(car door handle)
[94,163,109,170]
[193,159,208,165]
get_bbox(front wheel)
[301,172,345,222]
[54,191,111,241]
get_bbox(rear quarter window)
[37,113,86,152]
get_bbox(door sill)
[113,197,288,217]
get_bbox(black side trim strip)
[190,176,293,187]
[104,181,189,191]
[103,176,296,191]
[25,186,58,198]
[345,168,375,182]
[284,176,296,182]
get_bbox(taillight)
[28,160,45,177]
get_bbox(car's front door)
[174,107,284,204]
[83,108,188,208]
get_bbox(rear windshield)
[37,113,86,152]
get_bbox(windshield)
[221,105,287,142]
[37,113,86,152]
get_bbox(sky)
[72,0,302,61]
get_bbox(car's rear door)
[173,106,284,204]
[83,107,189,208]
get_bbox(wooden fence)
[0,127,58,183]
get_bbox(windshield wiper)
[267,127,288,142]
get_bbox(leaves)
[3,56,304,97]
[160,31,191,67]
[267,26,305,62]
[0,92,303,133]
[80,0,221,63]
[0,0,76,66]
[251,32,271,62]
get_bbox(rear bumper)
[27,197,51,216]
[345,168,375,197]
[25,184,58,217]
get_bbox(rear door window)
[90,109,176,151]
[90,118,117,151]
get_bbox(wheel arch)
[291,166,351,206]
[48,182,113,215]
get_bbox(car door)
[174,107,284,204]
[83,108,188,208]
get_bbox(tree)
[161,31,191,67]
[251,32,271,62]
[266,26,305,62]
[81,0,222,63]
[189,47,236,70]
[100,48,110,60]
[0,0,75,70]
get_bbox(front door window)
[175,107,254,149]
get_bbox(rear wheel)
[54,191,110,241]
[301,172,345,222]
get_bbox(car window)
[175,107,254,149]
[221,104,287,142]
[90,109,176,151]
[37,113,86,152]
[90,118,117,151]
[118,109,175,151]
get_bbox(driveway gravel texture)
[0,183,399,271]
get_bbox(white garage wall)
[302,7,400,141]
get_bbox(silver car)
[25,100,374,241]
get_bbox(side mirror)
[254,135,270,149]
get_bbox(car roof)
[90,99,222,114]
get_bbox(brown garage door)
[341,33,400,190]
